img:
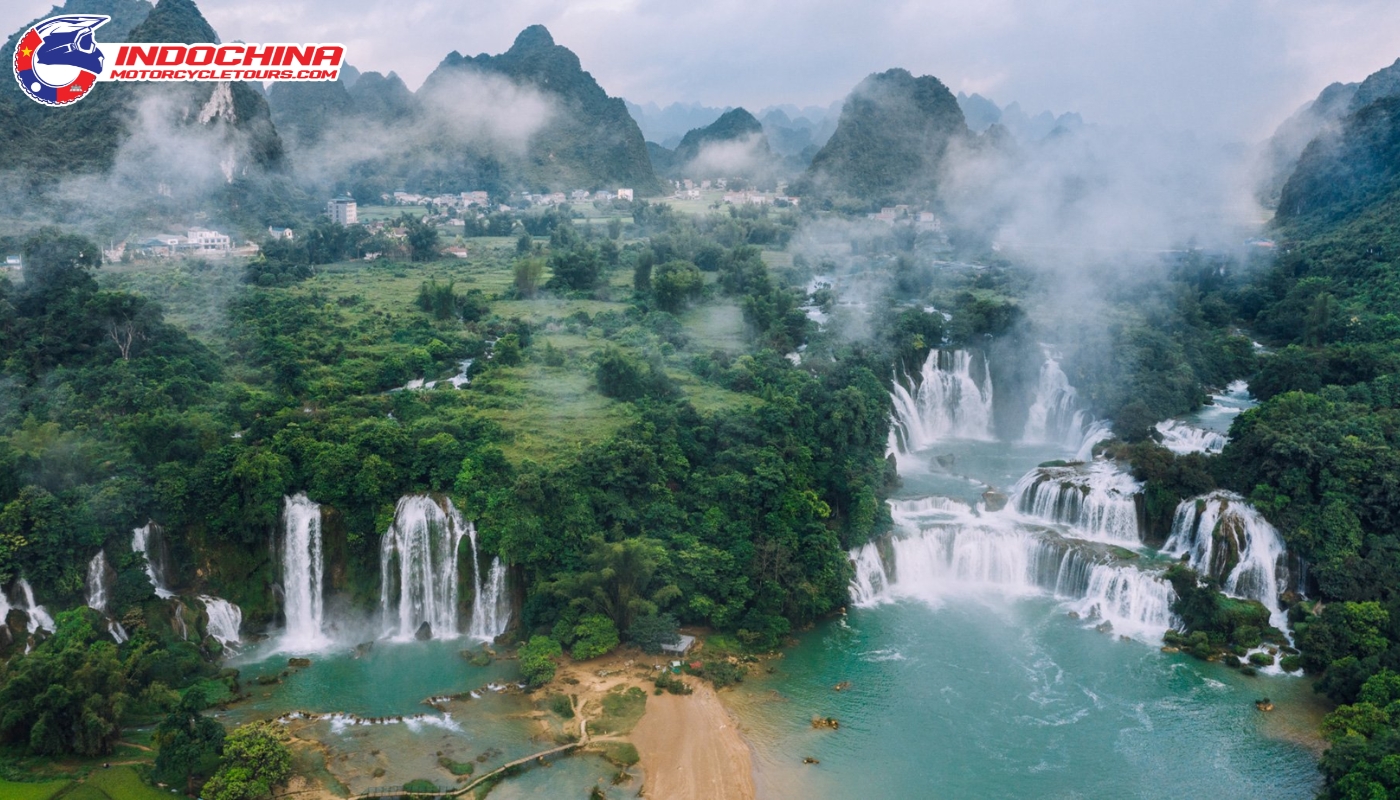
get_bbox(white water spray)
[380,495,469,640]
[86,551,111,613]
[890,350,995,452]
[1162,492,1289,631]
[15,579,55,634]
[132,523,175,599]
[1155,420,1227,455]
[1009,462,1143,545]
[467,524,510,643]
[281,493,328,649]
[200,595,242,649]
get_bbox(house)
[660,634,696,655]
[571,190,591,201]
[461,191,489,207]
[102,242,126,262]
[616,188,634,201]
[446,247,469,258]
[268,226,294,240]
[327,196,358,225]
[3,255,20,269]
[594,190,613,201]
[186,230,231,252]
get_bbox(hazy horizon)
[5,0,1400,141]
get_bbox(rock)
[353,641,374,658]
[1160,646,1180,654]
[415,621,433,641]
[833,681,851,692]
[981,489,1008,512]
[934,453,957,470]
[1095,621,1113,634]
[811,716,840,730]
[288,657,311,668]
[1255,699,1274,712]
[803,757,820,765]
[1067,611,1080,620]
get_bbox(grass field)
[0,779,71,799]
[97,238,760,467]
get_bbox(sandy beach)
[631,676,756,800]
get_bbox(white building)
[616,188,634,201]
[268,226,294,240]
[461,191,490,207]
[186,230,232,252]
[571,190,591,201]
[327,196,358,225]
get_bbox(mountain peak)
[126,0,217,45]
[511,24,556,52]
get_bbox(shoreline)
[631,676,757,800]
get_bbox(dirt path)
[630,677,755,800]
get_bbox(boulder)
[415,621,433,641]
[982,490,1008,512]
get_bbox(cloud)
[5,1,1398,140]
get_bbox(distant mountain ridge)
[802,68,970,203]
[267,25,661,198]
[1275,58,1400,228]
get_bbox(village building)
[327,196,358,225]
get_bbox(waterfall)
[1024,354,1082,445]
[86,551,111,613]
[848,518,1177,641]
[890,350,995,452]
[466,524,510,642]
[200,595,242,650]
[281,493,328,649]
[15,579,55,634]
[1009,462,1143,545]
[132,523,175,599]
[380,495,469,640]
[1162,492,1289,630]
[1073,418,1113,462]
[1155,420,1227,455]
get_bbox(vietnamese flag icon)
[16,29,41,72]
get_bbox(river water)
[725,364,1323,798]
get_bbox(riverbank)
[632,677,756,800]
[541,645,756,800]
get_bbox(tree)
[627,612,680,654]
[651,261,704,313]
[153,688,225,794]
[513,258,545,298]
[633,251,653,292]
[550,536,678,632]
[516,233,534,255]
[400,214,439,262]
[519,636,562,688]
[201,721,292,800]
[19,228,100,302]
[571,613,620,660]
[494,334,523,366]
[548,247,601,291]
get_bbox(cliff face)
[1277,60,1400,229]
[422,25,661,194]
[804,68,970,203]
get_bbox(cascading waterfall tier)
[467,522,510,642]
[850,512,1177,641]
[1009,462,1143,545]
[14,579,55,634]
[281,493,328,649]
[1155,420,1227,455]
[1024,353,1084,445]
[86,551,111,613]
[380,495,469,640]
[890,349,995,452]
[132,523,175,599]
[200,596,242,649]
[1162,492,1289,630]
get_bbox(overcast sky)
[7,0,1400,139]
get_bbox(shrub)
[519,636,562,688]
[1249,652,1276,667]
[572,614,620,661]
